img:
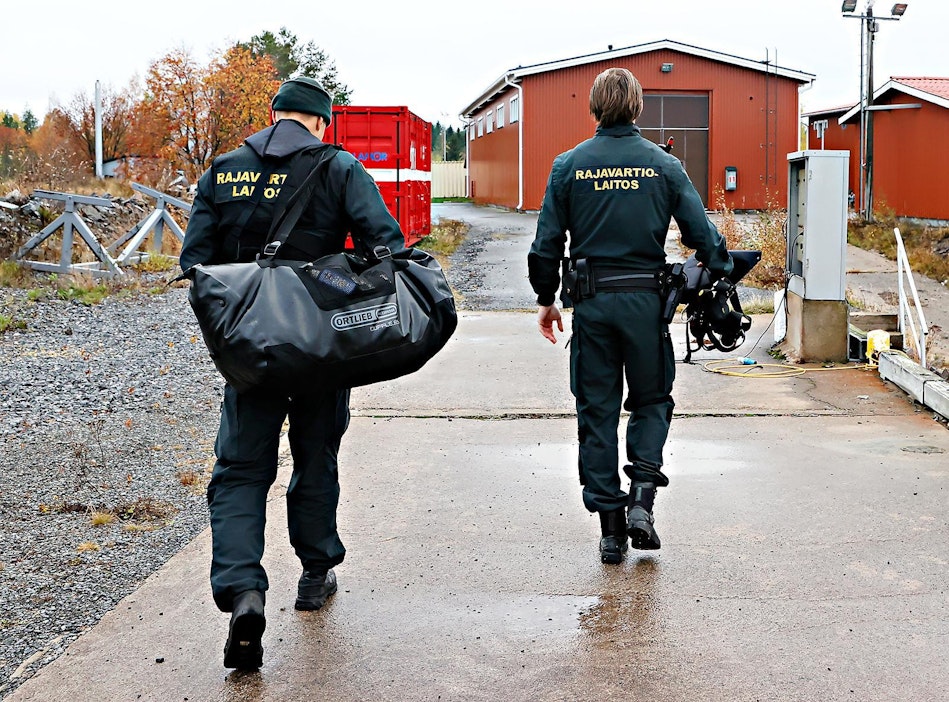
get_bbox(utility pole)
[842,0,909,221]
[94,80,103,179]
[864,5,877,221]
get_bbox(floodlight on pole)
[842,0,907,220]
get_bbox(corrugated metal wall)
[432,161,467,198]
[808,97,949,221]
[467,113,520,205]
[871,96,949,220]
[468,48,804,212]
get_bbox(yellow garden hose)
[702,358,875,378]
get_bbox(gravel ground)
[0,281,222,698]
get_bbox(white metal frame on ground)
[894,227,929,367]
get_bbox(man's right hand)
[537,304,563,344]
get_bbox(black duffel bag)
[184,147,457,393]
[187,246,457,393]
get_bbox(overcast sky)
[2,0,946,128]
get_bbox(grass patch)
[76,542,100,553]
[57,283,109,305]
[130,254,178,273]
[0,267,148,307]
[122,523,160,532]
[848,207,949,284]
[115,497,179,523]
[742,299,775,315]
[416,218,470,256]
[0,314,27,333]
[90,511,117,526]
[432,197,472,203]
[0,261,33,287]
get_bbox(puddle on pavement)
[579,558,666,647]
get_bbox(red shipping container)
[324,106,432,248]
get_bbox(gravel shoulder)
[0,283,222,698]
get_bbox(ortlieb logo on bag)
[331,302,399,331]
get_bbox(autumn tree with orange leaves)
[127,46,279,183]
[24,110,89,190]
[207,46,281,151]
[3,32,349,189]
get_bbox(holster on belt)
[659,261,687,324]
[560,258,594,307]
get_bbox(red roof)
[890,77,949,100]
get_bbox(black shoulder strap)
[261,144,341,258]
[228,158,277,241]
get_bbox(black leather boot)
[223,590,266,670]
[295,568,338,611]
[627,482,661,550]
[599,508,628,564]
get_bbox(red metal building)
[806,77,949,222]
[324,106,432,246]
[461,39,814,212]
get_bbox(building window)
[477,117,484,137]
[510,95,519,123]
[497,103,505,128]
[486,110,494,133]
[469,124,475,141]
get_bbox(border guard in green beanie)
[270,76,333,126]
[181,75,406,670]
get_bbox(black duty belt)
[593,266,661,291]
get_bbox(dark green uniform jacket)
[180,118,404,270]
[528,123,732,304]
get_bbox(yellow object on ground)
[866,329,891,365]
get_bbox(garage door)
[638,94,710,207]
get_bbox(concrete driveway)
[7,205,948,702]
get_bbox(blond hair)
[589,67,643,127]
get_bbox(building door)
[639,94,710,206]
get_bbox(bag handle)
[261,145,341,259]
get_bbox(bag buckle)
[261,241,281,257]
[373,245,393,260]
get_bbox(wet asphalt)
[7,203,948,702]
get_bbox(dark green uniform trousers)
[208,384,350,612]
[570,291,674,514]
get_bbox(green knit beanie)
[271,77,333,125]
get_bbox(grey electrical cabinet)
[786,150,849,301]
